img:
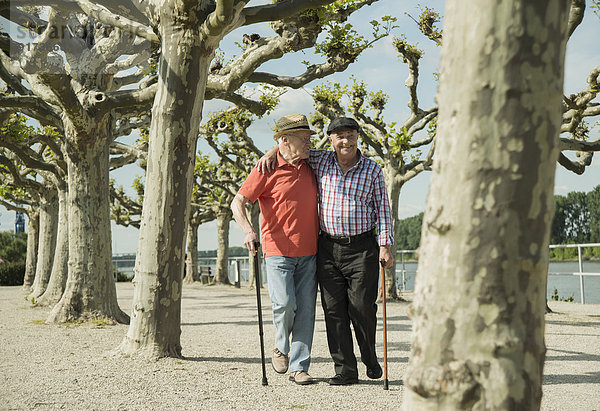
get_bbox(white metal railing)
[396,249,417,291]
[112,243,600,303]
[548,243,600,304]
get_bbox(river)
[113,259,600,304]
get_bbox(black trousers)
[317,233,379,378]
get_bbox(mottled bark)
[213,209,232,285]
[22,208,39,293]
[47,121,127,324]
[28,192,58,300]
[404,1,570,410]
[381,175,401,301]
[183,221,199,284]
[118,2,216,358]
[37,182,68,306]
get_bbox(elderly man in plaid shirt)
[260,117,394,386]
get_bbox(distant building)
[15,212,25,234]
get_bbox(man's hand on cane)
[379,246,394,268]
[244,231,260,253]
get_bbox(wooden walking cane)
[380,259,389,390]
[253,242,268,386]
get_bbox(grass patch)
[29,319,47,325]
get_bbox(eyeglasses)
[285,133,312,143]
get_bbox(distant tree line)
[0,231,27,263]
[551,185,600,244]
[395,212,424,251]
[394,184,600,254]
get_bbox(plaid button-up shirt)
[307,149,394,246]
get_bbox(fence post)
[401,252,406,291]
[578,245,585,304]
[234,260,241,288]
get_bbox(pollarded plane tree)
[0,115,71,304]
[109,147,218,285]
[0,6,160,324]
[199,107,264,285]
[109,0,390,358]
[0,184,38,289]
[0,163,41,288]
[108,126,150,230]
[184,154,216,284]
[403,1,592,409]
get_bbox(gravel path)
[0,283,598,410]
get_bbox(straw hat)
[273,114,317,139]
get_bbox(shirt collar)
[334,148,364,170]
[277,151,305,168]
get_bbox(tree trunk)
[213,209,232,285]
[47,123,127,324]
[38,182,69,306]
[381,176,402,301]
[118,4,215,358]
[183,221,199,284]
[22,208,39,293]
[404,1,570,410]
[247,202,260,289]
[28,192,58,301]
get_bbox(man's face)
[329,128,358,158]
[284,130,312,159]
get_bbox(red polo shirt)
[238,153,318,257]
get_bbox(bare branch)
[0,7,47,33]
[0,137,63,176]
[98,83,157,113]
[557,152,587,175]
[0,197,30,212]
[407,109,437,136]
[76,0,158,43]
[0,59,31,96]
[112,68,149,90]
[205,89,270,116]
[242,0,338,26]
[109,140,147,169]
[559,136,600,152]
[114,115,150,138]
[203,0,235,36]
[567,0,586,38]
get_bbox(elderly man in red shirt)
[231,114,319,386]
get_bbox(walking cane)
[380,259,389,390]
[253,242,268,386]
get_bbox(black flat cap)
[327,117,360,135]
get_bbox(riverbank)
[0,284,598,410]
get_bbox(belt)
[320,228,375,245]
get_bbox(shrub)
[115,270,132,282]
[0,231,27,263]
[550,288,575,302]
[0,262,26,286]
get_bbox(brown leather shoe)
[289,371,314,385]
[272,348,289,374]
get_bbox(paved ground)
[0,283,598,410]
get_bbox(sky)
[1,1,599,254]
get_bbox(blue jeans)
[265,255,317,372]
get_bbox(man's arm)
[257,147,329,174]
[231,194,260,253]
